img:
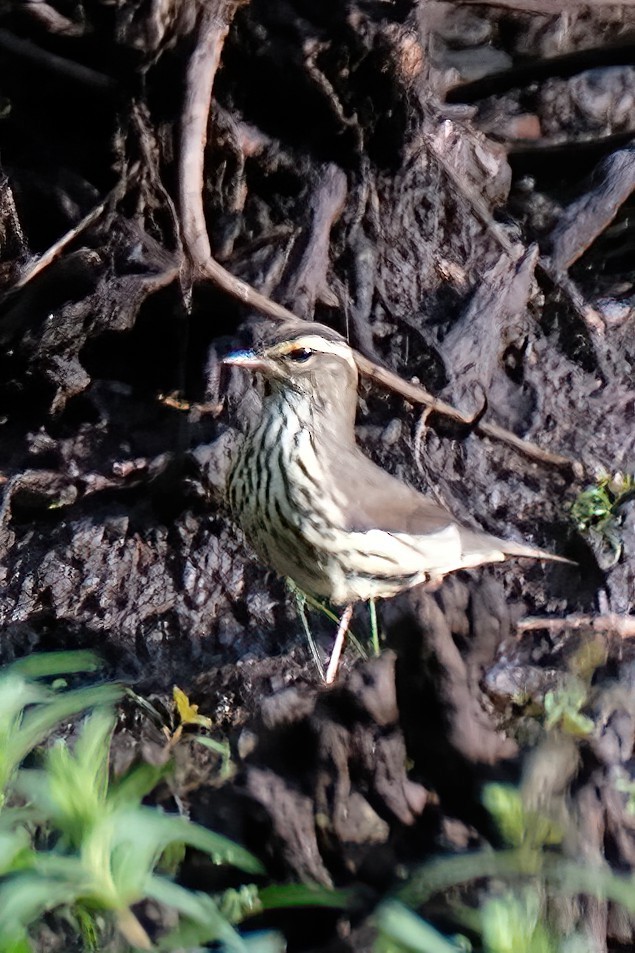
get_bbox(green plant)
[377,779,635,953]
[542,682,594,738]
[290,580,371,680]
[376,900,465,953]
[482,784,563,852]
[0,654,263,950]
[0,651,121,807]
[570,470,635,564]
[171,685,234,779]
[615,774,635,815]
[537,637,602,740]
[0,652,349,951]
[126,684,235,782]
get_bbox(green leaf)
[482,785,526,849]
[35,710,116,847]
[480,890,554,953]
[0,874,80,934]
[376,901,463,953]
[147,876,247,951]
[1,684,120,787]
[258,883,349,910]
[482,784,562,850]
[0,828,33,875]
[0,674,120,803]
[109,761,168,808]
[113,808,264,875]
[7,651,102,680]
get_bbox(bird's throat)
[267,382,356,448]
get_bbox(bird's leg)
[325,603,354,685]
[368,597,380,657]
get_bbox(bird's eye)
[287,347,313,364]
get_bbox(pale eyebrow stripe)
[270,336,353,359]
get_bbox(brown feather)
[226,319,572,609]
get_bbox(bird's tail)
[498,538,575,565]
[457,527,575,569]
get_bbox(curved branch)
[354,353,577,472]
[176,1,579,475]
[179,1,232,268]
[178,0,298,320]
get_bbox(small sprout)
[482,784,563,850]
[193,735,234,780]
[615,774,635,816]
[571,471,635,566]
[172,688,234,777]
[173,686,213,730]
[218,884,261,923]
[571,479,612,533]
[543,680,594,738]
[480,888,559,953]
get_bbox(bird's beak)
[222,349,271,374]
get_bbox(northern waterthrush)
[224,321,570,681]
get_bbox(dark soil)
[1,1,635,950]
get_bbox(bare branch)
[354,352,578,472]
[518,615,635,639]
[179,2,233,268]
[176,1,580,475]
[425,121,610,344]
[457,0,635,11]
[13,199,109,292]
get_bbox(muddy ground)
[1,1,635,950]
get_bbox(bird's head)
[223,321,358,403]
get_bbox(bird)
[223,320,571,683]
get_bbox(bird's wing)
[327,445,566,566]
[328,447,460,536]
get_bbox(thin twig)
[477,420,576,472]
[325,604,354,685]
[424,127,607,345]
[458,0,635,10]
[518,614,635,639]
[14,198,109,292]
[355,352,577,472]
[177,1,580,475]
